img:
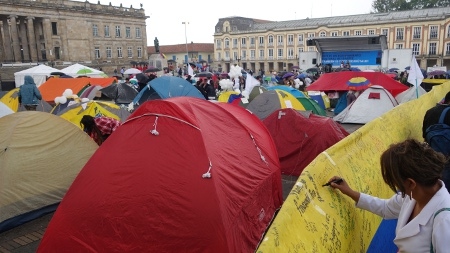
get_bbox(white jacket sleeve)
[432,211,450,253]
[356,192,404,219]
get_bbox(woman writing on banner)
[328,139,450,252]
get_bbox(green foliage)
[372,0,450,12]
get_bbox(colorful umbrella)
[347,77,372,91]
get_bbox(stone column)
[2,17,13,62]
[27,17,38,62]
[19,18,30,62]
[9,15,21,62]
[0,23,4,62]
[42,18,53,61]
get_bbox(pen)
[322,178,343,187]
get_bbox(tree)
[372,0,450,12]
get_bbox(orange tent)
[39,78,90,102]
[86,77,116,87]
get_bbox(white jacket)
[356,181,450,253]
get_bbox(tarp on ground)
[306,71,409,97]
[39,78,90,102]
[14,65,60,87]
[38,97,283,253]
[0,88,52,112]
[256,82,450,252]
[263,108,349,176]
[0,112,98,233]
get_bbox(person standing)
[18,75,42,111]
[328,139,450,252]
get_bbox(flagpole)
[415,79,419,98]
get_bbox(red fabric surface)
[263,108,349,176]
[38,97,282,253]
[306,71,408,97]
[368,92,381,99]
[94,116,120,135]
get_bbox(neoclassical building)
[0,0,148,64]
[214,7,450,73]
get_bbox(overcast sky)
[77,0,375,46]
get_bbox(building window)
[250,37,255,46]
[93,24,98,37]
[412,43,420,55]
[115,26,121,37]
[368,29,375,35]
[259,49,264,58]
[250,50,255,59]
[319,31,326,37]
[135,27,141,38]
[127,46,132,58]
[126,27,131,38]
[308,46,315,51]
[106,46,112,58]
[381,28,389,38]
[94,47,100,58]
[241,50,247,59]
[217,52,221,60]
[446,43,450,55]
[447,25,450,38]
[277,35,283,46]
[343,31,350,36]
[233,38,238,48]
[241,38,246,46]
[137,47,142,58]
[430,25,438,39]
[268,49,274,59]
[268,35,274,46]
[225,51,230,59]
[233,51,238,60]
[429,42,437,55]
[277,48,283,58]
[117,46,123,58]
[355,30,362,36]
[216,39,222,48]
[104,25,110,37]
[259,36,264,45]
[225,39,230,48]
[413,27,421,39]
[396,28,404,40]
[395,43,403,49]
[331,31,338,37]
[51,22,57,35]
[287,48,294,59]
[287,34,294,45]
[308,33,315,38]
[298,34,303,43]
[298,47,303,55]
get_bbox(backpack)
[430,208,450,253]
[425,107,450,156]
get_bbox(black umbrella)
[196,72,213,78]
[50,71,67,76]
[145,66,161,73]
[130,61,138,65]
[100,82,138,104]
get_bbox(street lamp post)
[182,22,189,64]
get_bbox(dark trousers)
[24,105,37,111]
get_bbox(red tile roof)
[147,43,214,54]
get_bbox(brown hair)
[380,139,447,197]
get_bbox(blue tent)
[334,91,348,115]
[132,76,205,108]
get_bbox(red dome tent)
[306,71,408,97]
[262,108,349,176]
[38,97,283,253]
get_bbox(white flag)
[188,64,194,76]
[407,55,424,86]
[242,75,261,98]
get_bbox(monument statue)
[154,37,160,53]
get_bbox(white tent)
[0,101,13,118]
[14,65,60,87]
[60,63,106,78]
[334,85,399,124]
[395,86,427,104]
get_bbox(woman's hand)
[327,176,361,203]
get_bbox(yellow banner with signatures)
[257,83,450,252]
